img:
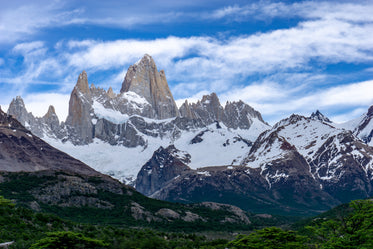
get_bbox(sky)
[0,0,373,124]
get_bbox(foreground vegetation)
[2,194,373,248]
[0,171,291,231]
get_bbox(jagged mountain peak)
[200,92,220,104]
[367,105,373,117]
[107,86,115,98]
[273,114,306,130]
[8,96,26,111]
[120,54,179,119]
[0,106,101,175]
[136,145,191,196]
[0,107,25,130]
[310,110,332,123]
[44,105,57,118]
[134,53,155,67]
[76,70,90,94]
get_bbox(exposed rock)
[224,100,266,129]
[146,115,373,215]
[29,201,41,212]
[255,214,272,218]
[120,54,179,119]
[76,70,90,94]
[179,100,196,119]
[107,87,115,98]
[130,202,161,222]
[353,105,373,145]
[7,96,66,140]
[178,93,268,130]
[32,175,114,209]
[200,202,250,224]
[187,93,225,126]
[310,110,332,123]
[136,145,191,196]
[0,108,100,176]
[65,71,94,144]
[182,211,204,222]
[7,96,35,127]
[43,105,61,135]
[156,208,181,220]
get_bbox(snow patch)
[93,101,129,124]
[121,91,150,106]
[197,171,211,176]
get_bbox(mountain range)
[5,54,373,215]
[0,107,259,228]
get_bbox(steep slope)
[138,113,373,215]
[0,107,97,176]
[342,105,373,146]
[142,132,336,215]
[244,114,373,201]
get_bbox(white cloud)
[2,1,373,125]
[0,2,81,44]
[218,80,373,124]
[13,41,45,54]
[331,108,367,124]
[23,93,70,121]
[60,12,373,97]
[209,1,373,23]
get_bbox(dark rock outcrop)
[135,145,191,196]
[310,110,332,123]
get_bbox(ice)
[93,101,129,124]
[120,91,149,106]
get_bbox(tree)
[310,199,373,248]
[227,227,308,249]
[0,196,14,208]
[29,231,108,249]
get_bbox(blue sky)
[0,0,373,124]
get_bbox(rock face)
[120,54,179,119]
[179,93,267,129]
[310,110,332,123]
[7,96,34,126]
[65,71,94,144]
[224,100,266,129]
[7,96,65,140]
[351,105,373,145]
[135,145,191,196]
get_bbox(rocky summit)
[120,54,179,119]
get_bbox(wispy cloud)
[209,1,373,23]
[0,1,82,44]
[220,80,373,124]
[1,1,373,123]
[23,93,70,120]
